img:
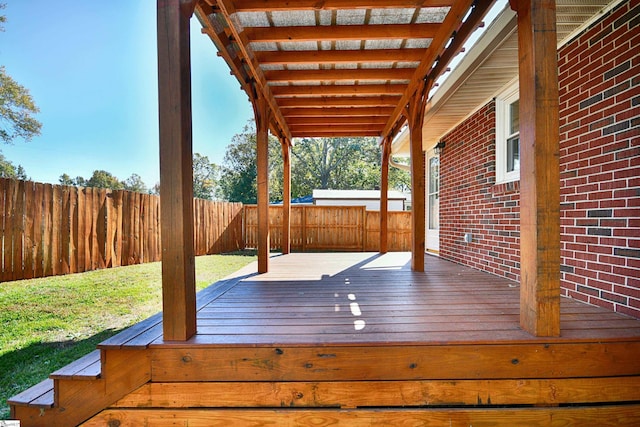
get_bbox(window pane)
[429,157,439,193]
[429,194,439,230]
[510,99,520,135]
[507,136,520,172]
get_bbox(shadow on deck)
[10,252,640,426]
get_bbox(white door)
[426,153,439,253]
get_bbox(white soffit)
[392,0,621,156]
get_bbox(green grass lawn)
[0,251,256,420]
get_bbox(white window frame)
[495,81,520,184]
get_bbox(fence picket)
[68,186,78,273]
[76,187,86,273]
[13,180,25,280]
[61,186,71,275]
[51,185,63,276]
[33,182,44,278]
[42,184,53,277]
[111,190,121,266]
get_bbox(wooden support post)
[405,81,429,272]
[157,0,196,341]
[281,140,291,255]
[511,0,561,337]
[380,137,391,254]
[255,94,272,273]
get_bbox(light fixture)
[434,141,446,155]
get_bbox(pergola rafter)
[255,49,425,65]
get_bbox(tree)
[193,153,218,200]
[217,124,412,203]
[0,152,27,179]
[60,170,128,190]
[86,170,123,189]
[0,67,41,144]
[389,157,411,193]
[291,137,382,197]
[59,173,75,186]
[61,172,150,192]
[0,7,42,144]
[216,121,282,204]
[123,173,147,193]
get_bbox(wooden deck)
[10,252,640,426]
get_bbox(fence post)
[301,205,306,253]
[362,206,366,252]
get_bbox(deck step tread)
[7,378,54,408]
[98,312,163,349]
[50,349,101,380]
[99,275,246,349]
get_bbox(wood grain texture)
[244,206,411,251]
[114,376,640,408]
[380,137,391,253]
[157,0,196,341]
[83,405,640,427]
[255,93,271,274]
[513,0,561,337]
[406,81,429,271]
[282,142,291,254]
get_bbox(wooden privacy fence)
[244,205,411,252]
[0,178,243,282]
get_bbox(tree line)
[2,119,411,203]
[50,120,411,204]
[217,121,411,204]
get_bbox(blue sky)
[1,0,253,187]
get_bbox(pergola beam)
[289,124,384,134]
[277,96,402,108]
[233,0,454,11]
[291,130,380,137]
[245,24,437,43]
[286,116,388,125]
[263,68,414,83]
[271,84,407,97]
[255,49,424,65]
[282,107,394,117]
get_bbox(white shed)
[312,189,406,211]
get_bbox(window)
[428,156,439,230]
[496,82,520,183]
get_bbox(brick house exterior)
[439,0,639,318]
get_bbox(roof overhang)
[392,0,622,156]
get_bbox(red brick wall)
[440,103,522,282]
[557,0,640,318]
[439,0,639,318]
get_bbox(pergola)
[157,0,560,340]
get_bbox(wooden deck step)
[7,378,54,409]
[98,275,247,350]
[8,350,101,409]
[49,350,101,380]
[98,312,163,349]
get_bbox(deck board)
[146,252,640,347]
